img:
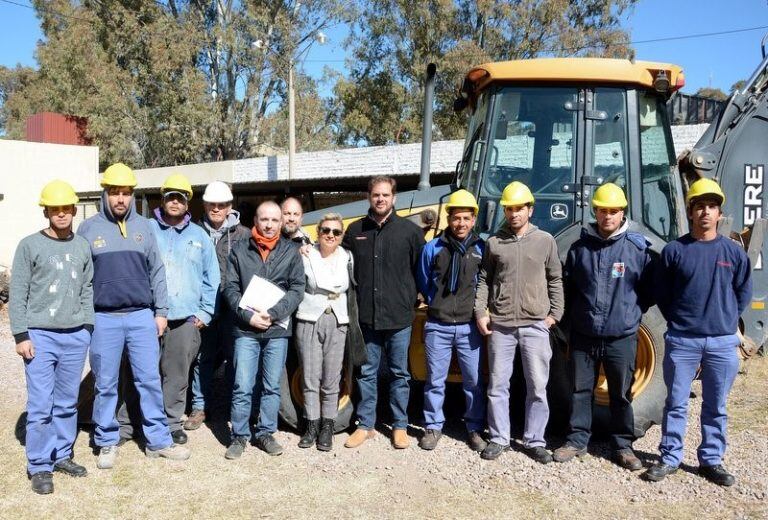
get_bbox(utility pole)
[288,58,296,181]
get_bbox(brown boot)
[613,448,643,471]
[392,429,410,449]
[344,428,375,448]
[183,410,206,431]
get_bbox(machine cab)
[455,58,687,245]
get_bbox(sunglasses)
[319,226,343,237]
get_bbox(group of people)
[10,164,750,495]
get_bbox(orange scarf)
[252,226,279,261]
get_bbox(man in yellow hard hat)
[474,181,564,463]
[415,189,487,452]
[145,174,219,445]
[553,183,654,471]
[9,180,93,494]
[644,178,751,486]
[78,163,190,469]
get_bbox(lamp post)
[254,24,326,181]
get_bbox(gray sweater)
[9,231,94,343]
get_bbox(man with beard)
[185,181,250,430]
[342,176,425,449]
[281,197,312,246]
[416,189,487,452]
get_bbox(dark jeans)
[566,333,637,451]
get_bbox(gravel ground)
[0,307,766,519]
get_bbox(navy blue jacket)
[564,223,654,338]
[655,233,751,336]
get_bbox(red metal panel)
[25,112,90,145]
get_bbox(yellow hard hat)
[686,178,725,207]
[162,173,193,200]
[592,183,628,209]
[101,163,137,188]
[39,179,79,207]
[444,189,479,213]
[500,181,534,206]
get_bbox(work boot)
[613,448,643,471]
[642,462,678,482]
[392,429,410,449]
[344,428,375,448]
[183,410,206,431]
[467,431,488,453]
[30,471,54,495]
[699,464,736,487]
[480,441,508,461]
[225,437,247,460]
[96,445,118,470]
[171,430,188,445]
[298,419,320,449]
[146,443,191,461]
[254,434,283,456]
[524,445,553,464]
[53,458,87,477]
[317,418,335,452]
[553,443,588,463]
[418,429,442,451]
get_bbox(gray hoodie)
[474,222,564,327]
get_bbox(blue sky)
[1,0,767,96]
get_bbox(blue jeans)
[423,320,485,432]
[190,317,233,412]
[230,336,288,439]
[25,328,90,474]
[659,332,740,467]
[356,325,412,430]
[90,309,172,450]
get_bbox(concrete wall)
[0,140,100,266]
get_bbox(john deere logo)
[550,204,568,220]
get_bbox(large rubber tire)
[278,341,355,433]
[547,306,667,438]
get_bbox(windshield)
[481,87,578,235]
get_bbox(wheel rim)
[289,366,353,411]
[593,324,655,406]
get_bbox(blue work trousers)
[24,328,90,474]
[659,332,740,467]
[423,320,485,432]
[355,325,412,430]
[190,315,234,412]
[90,309,172,450]
[230,336,288,439]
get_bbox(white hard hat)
[203,181,233,203]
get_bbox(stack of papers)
[238,275,290,329]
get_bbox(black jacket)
[223,237,305,339]
[342,212,425,330]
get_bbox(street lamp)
[253,29,327,181]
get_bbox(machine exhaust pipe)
[418,63,437,191]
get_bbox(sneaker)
[344,428,375,448]
[467,431,488,453]
[145,443,191,461]
[418,429,442,451]
[553,443,588,463]
[97,445,118,470]
[699,464,736,487]
[613,448,643,471]
[30,471,53,495]
[225,437,247,460]
[298,419,320,449]
[316,418,335,452]
[642,462,678,482]
[481,441,509,460]
[524,445,553,464]
[254,434,283,456]
[183,409,206,431]
[53,458,87,477]
[171,429,188,445]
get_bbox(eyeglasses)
[319,227,342,237]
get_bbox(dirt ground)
[0,308,766,519]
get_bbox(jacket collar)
[496,221,538,241]
[154,207,191,230]
[582,219,629,243]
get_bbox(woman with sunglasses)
[294,213,356,451]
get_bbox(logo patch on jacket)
[611,262,625,278]
[134,233,144,244]
[93,237,106,249]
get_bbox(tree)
[333,0,637,146]
[730,79,746,94]
[695,87,728,101]
[0,65,38,135]
[3,0,350,167]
